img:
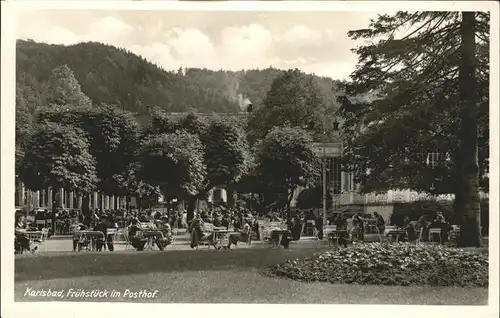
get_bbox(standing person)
[404,216,417,244]
[291,215,302,241]
[316,214,324,240]
[233,216,241,231]
[72,221,88,252]
[252,218,260,240]
[352,214,365,241]
[418,213,430,242]
[93,216,107,252]
[373,212,386,243]
[433,212,449,244]
[334,213,348,248]
[95,215,118,252]
[189,214,204,249]
[222,213,230,230]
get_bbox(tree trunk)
[286,189,294,224]
[99,193,104,212]
[126,195,131,211]
[227,188,236,208]
[81,193,91,218]
[457,12,481,247]
[186,196,197,224]
[137,197,143,212]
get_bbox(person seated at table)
[95,215,117,252]
[25,221,38,231]
[213,213,222,227]
[128,218,148,251]
[430,212,449,244]
[156,217,173,249]
[14,216,33,254]
[221,214,230,230]
[138,213,149,223]
[232,216,241,231]
[225,218,252,249]
[153,211,161,220]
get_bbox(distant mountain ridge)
[16,39,343,115]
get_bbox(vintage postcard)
[1,1,498,318]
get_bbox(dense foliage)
[340,12,489,195]
[18,122,98,194]
[138,131,207,201]
[339,12,489,247]
[36,104,140,197]
[255,126,320,212]
[247,68,341,144]
[266,243,488,287]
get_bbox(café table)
[327,230,348,246]
[211,228,234,249]
[384,229,407,242]
[78,231,105,251]
[142,230,164,250]
[270,229,290,248]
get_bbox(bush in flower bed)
[264,243,488,287]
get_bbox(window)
[317,157,342,195]
[427,152,441,167]
[343,172,350,192]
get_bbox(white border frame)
[2,1,499,318]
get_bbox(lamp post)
[321,118,340,230]
[322,138,327,229]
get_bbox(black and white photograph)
[1,1,498,317]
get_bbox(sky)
[16,9,380,80]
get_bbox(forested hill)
[16,40,343,115]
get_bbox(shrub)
[264,243,488,287]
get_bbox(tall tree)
[15,72,44,149]
[341,12,489,246]
[137,131,207,212]
[196,116,250,210]
[247,68,339,144]
[45,64,92,108]
[456,12,481,246]
[35,104,140,212]
[255,126,320,216]
[18,122,98,229]
[169,113,250,222]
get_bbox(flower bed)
[264,243,488,287]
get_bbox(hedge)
[265,242,488,287]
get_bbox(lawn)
[15,247,488,305]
